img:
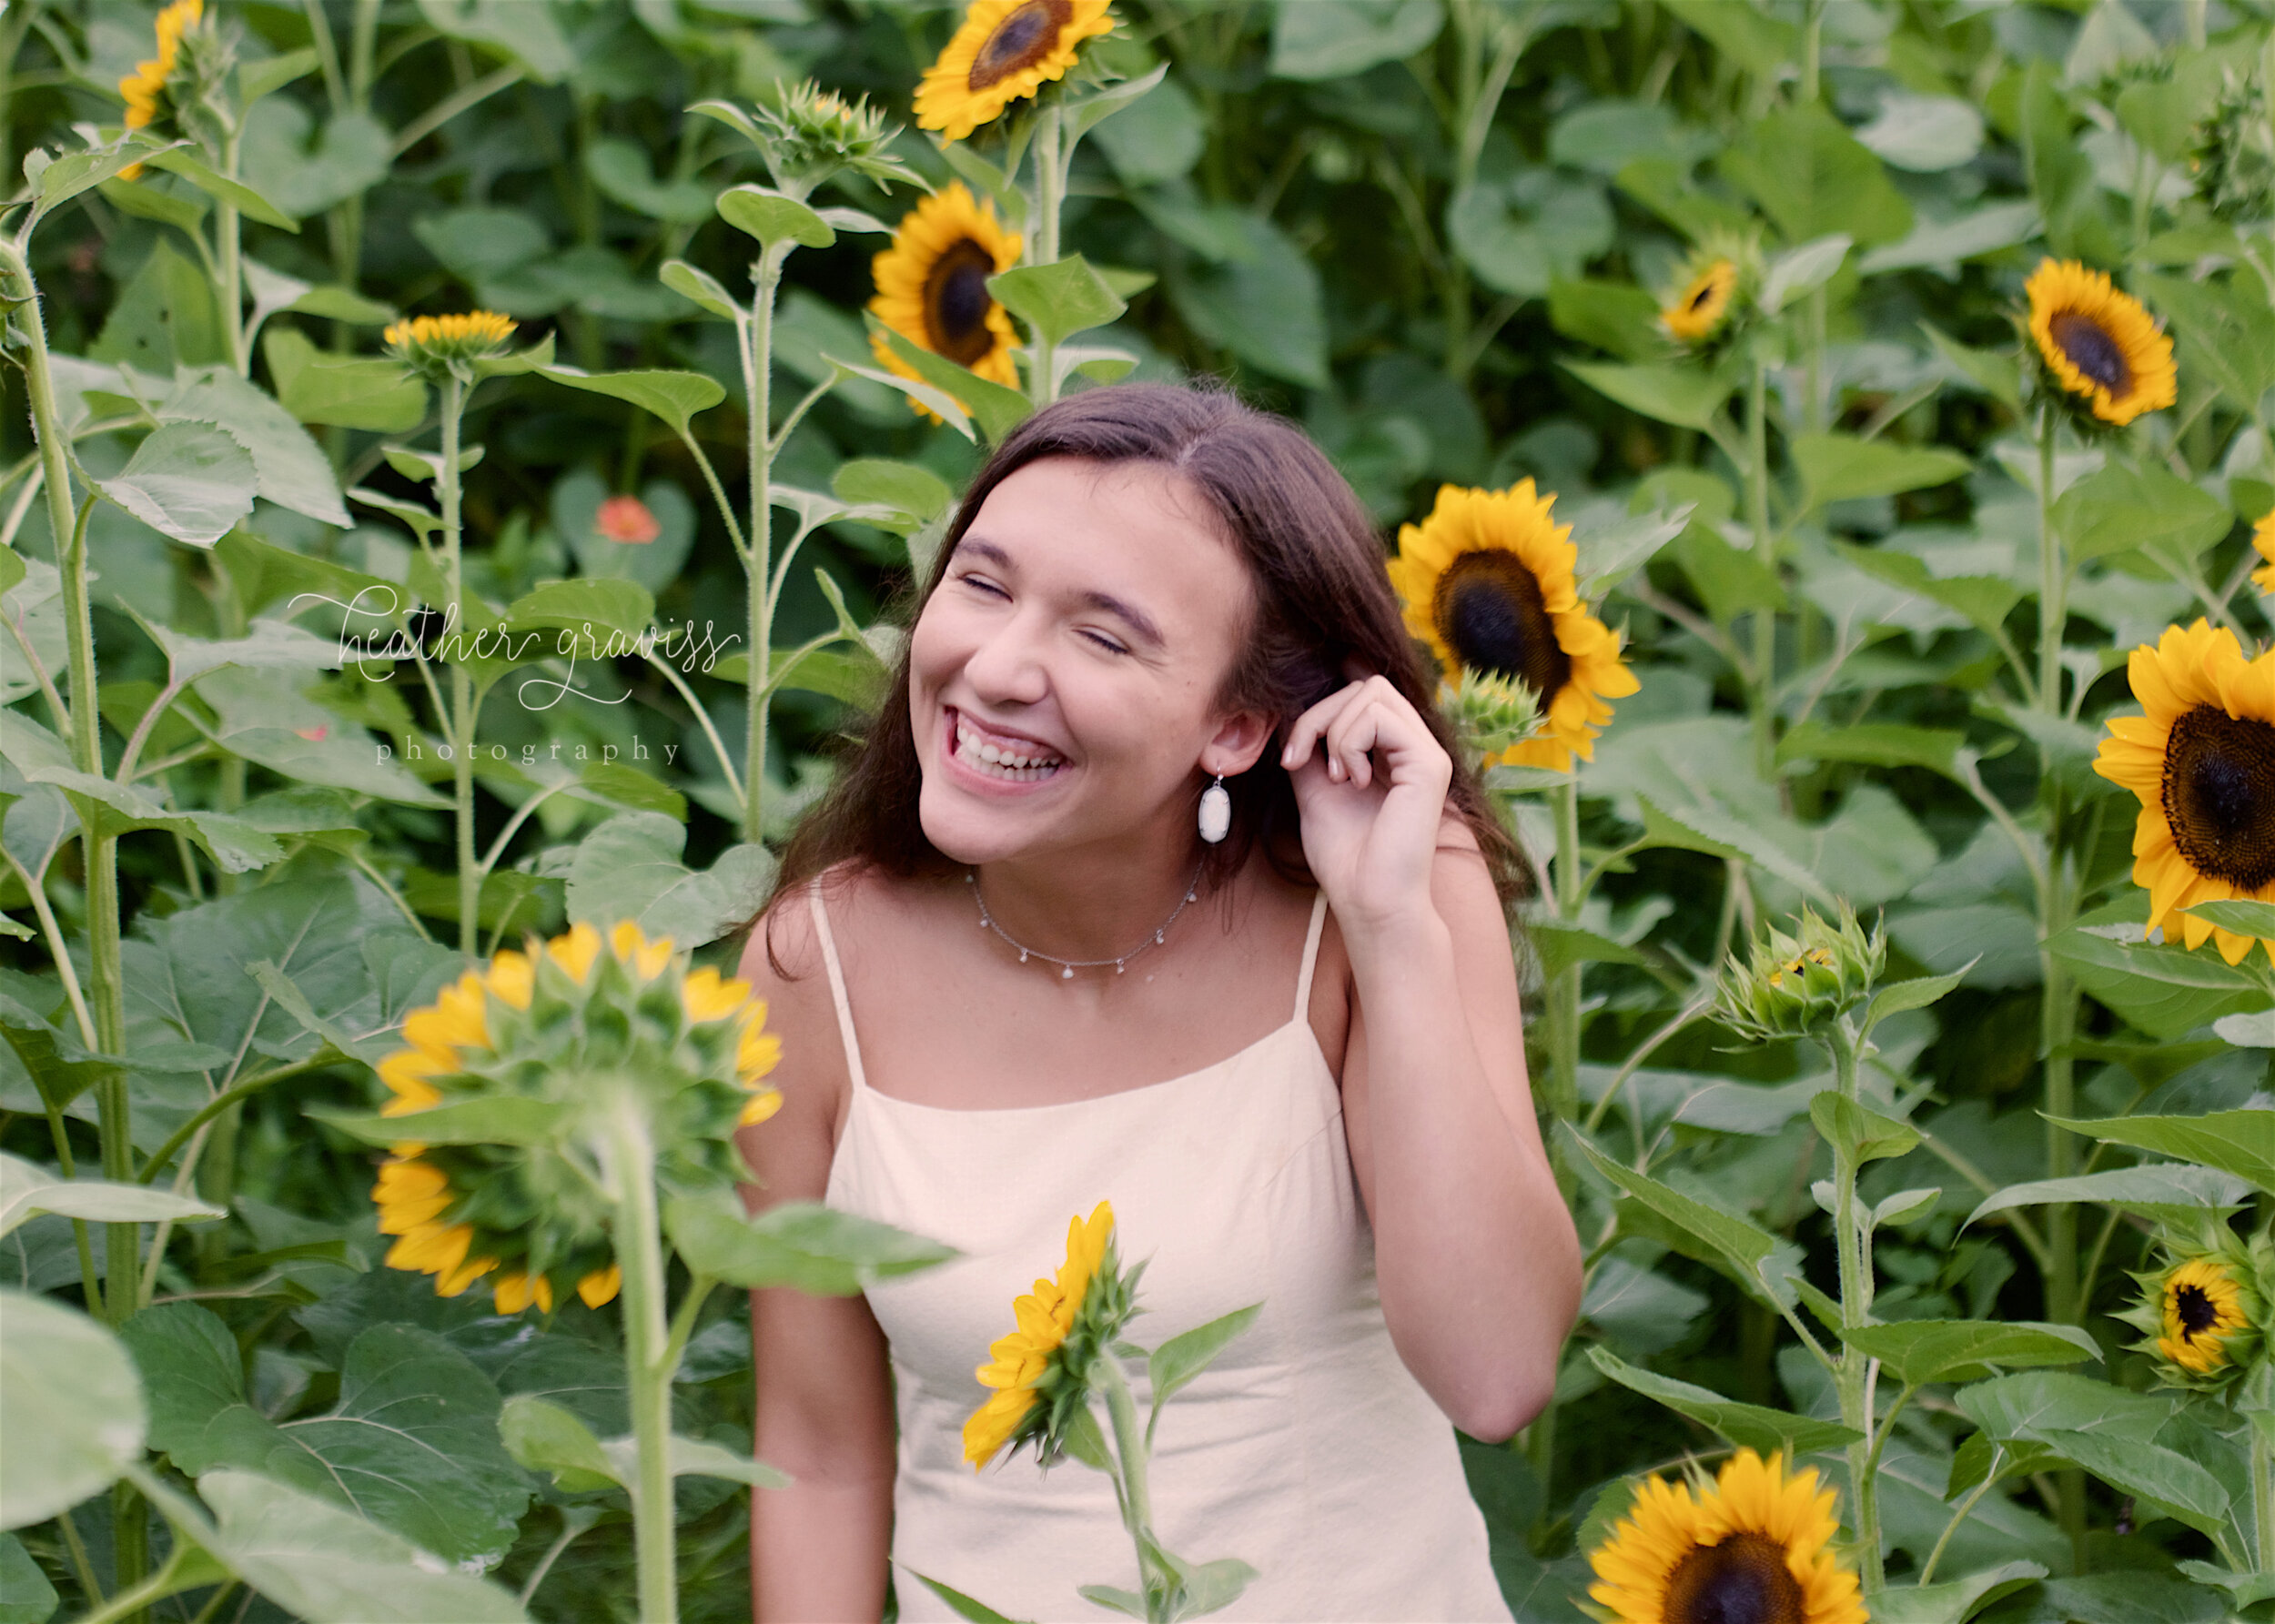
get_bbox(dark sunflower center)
[969,0,1070,90]
[2174,1283,2220,1338]
[1689,279,1717,313]
[2048,310,2133,395]
[1663,1533,1807,1624]
[2161,705,2275,890]
[1433,551,1572,703]
[922,238,1000,366]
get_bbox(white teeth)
[954,718,1064,782]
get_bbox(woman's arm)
[737,896,896,1623]
[1282,679,1582,1443]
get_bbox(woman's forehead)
[965,459,1247,603]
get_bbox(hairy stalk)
[438,375,478,953]
[1031,107,1066,405]
[1101,1357,1170,1619]
[606,1097,680,1624]
[743,244,791,843]
[1746,353,1774,780]
[1827,1025,1884,1594]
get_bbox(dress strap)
[1293,891,1330,1024]
[805,880,870,1094]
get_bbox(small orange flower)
[595,494,662,544]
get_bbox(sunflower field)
[18,0,2275,1620]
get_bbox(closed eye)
[1080,630,1129,655]
[957,571,1008,599]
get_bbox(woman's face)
[908,455,1264,866]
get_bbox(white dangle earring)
[1198,772,1230,843]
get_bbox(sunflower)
[385,310,520,383]
[2159,1256,2250,1375]
[869,184,1024,419]
[2092,619,2275,965]
[2025,258,2177,428]
[1662,258,1737,344]
[117,0,201,177]
[369,920,783,1315]
[1388,480,1639,772]
[964,1199,1134,1469]
[1588,1449,1866,1624]
[914,0,1117,143]
[2252,509,2275,595]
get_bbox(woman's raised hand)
[1279,671,1452,933]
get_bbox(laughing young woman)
[737,382,1581,1623]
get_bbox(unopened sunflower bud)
[2115,1220,2272,1392]
[1441,666,1543,764]
[744,79,918,197]
[2192,66,2275,226]
[1715,903,1886,1042]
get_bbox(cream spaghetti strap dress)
[812,882,1514,1623]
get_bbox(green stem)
[743,247,789,844]
[1030,107,1065,406]
[218,130,245,378]
[1916,1475,1995,1587]
[66,1545,197,1624]
[1828,1026,1884,1595]
[1746,353,1775,781]
[438,375,478,955]
[607,1098,679,1624]
[1101,1357,1170,1620]
[2252,1419,2274,1570]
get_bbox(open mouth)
[948,707,1067,783]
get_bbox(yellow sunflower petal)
[2026,257,2178,426]
[914,0,1117,143]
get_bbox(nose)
[959,608,1051,708]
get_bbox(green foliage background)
[14,0,2275,1620]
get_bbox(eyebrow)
[954,536,1167,648]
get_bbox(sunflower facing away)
[385,310,520,382]
[2092,619,2275,965]
[1389,480,1639,772]
[371,920,783,1315]
[1662,258,1737,344]
[2025,258,2177,427]
[1588,1448,1866,1624]
[870,183,1024,417]
[117,0,201,177]
[914,0,1117,142]
[965,1199,1137,1470]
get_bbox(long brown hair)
[760,380,1525,957]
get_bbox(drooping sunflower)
[2092,620,2275,965]
[1589,1449,1866,1624]
[914,0,1117,143]
[370,920,783,1315]
[2252,509,2275,595]
[964,1199,1135,1470]
[2025,258,2177,428]
[1662,258,1737,344]
[869,183,1024,419]
[117,0,202,177]
[1388,480,1639,772]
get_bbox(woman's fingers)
[1280,679,1370,772]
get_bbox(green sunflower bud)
[1441,666,1544,766]
[2114,1220,2272,1393]
[738,79,920,197]
[1714,903,1886,1043]
[2192,66,2275,227]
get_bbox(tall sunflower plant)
[910,1201,1264,1624]
[324,919,957,1624]
[1562,904,2116,1612]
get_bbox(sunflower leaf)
[988,256,1127,349]
[1148,1303,1261,1420]
[539,366,725,436]
[1562,360,1731,430]
[1585,1346,1863,1455]
[1561,1124,1800,1308]
[2182,899,2275,939]
[1867,1559,2048,1624]
[663,1195,957,1294]
[0,1288,147,1530]
[309,1098,568,1146]
[1841,1319,2100,1387]
[905,1569,1036,1624]
[1966,1165,2254,1230]
[864,316,1035,443]
[2046,1111,2275,1195]
[716,184,834,251]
